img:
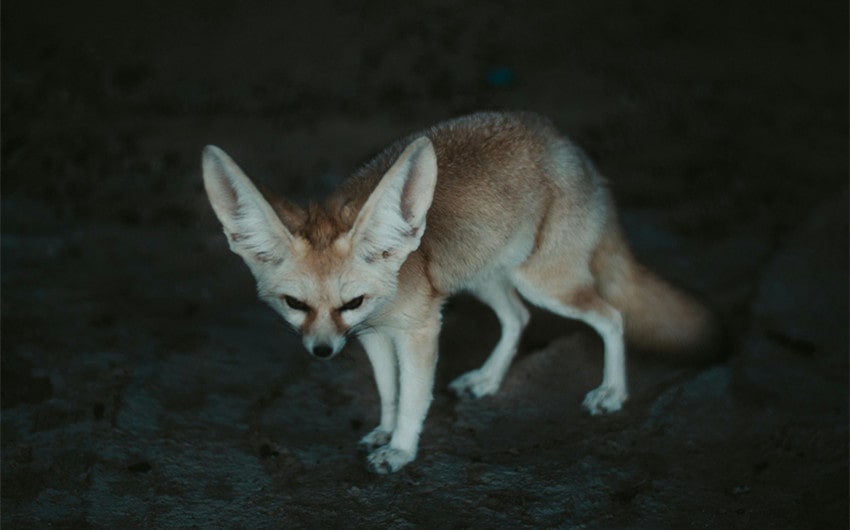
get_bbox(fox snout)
[306,340,342,360]
[311,344,335,359]
[302,332,347,360]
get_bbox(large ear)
[349,136,438,264]
[202,145,294,265]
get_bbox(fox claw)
[366,446,414,474]
[449,369,501,398]
[583,385,627,415]
[358,427,392,453]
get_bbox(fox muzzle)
[311,344,335,359]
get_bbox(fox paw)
[358,427,392,453]
[583,385,627,415]
[449,369,502,398]
[366,446,414,474]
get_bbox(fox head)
[202,138,438,359]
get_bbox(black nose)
[312,345,334,359]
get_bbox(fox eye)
[338,295,364,312]
[283,295,310,312]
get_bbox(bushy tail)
[592,227,725,363]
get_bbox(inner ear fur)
[348,136,438,262]
[201,145,295,264]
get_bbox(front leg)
[367,325,439,474]
[357,331,398,452]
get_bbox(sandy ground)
[2,0,848,527]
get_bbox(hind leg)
[513,271,628,415]
[450,274,530,398]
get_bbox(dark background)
[2,0,847,527]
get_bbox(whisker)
[347,321,377,339]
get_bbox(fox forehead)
[267,236,361,300]
[304,236,358,280]
[279,201,359,250]
[273,198,383,292]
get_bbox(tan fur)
[344,113,557,293]
[201,111,718,474]
[590,219,718,355]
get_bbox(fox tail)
[593,224,727,363]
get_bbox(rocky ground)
[2,0,847,527]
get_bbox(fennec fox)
[202,111,717,474]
